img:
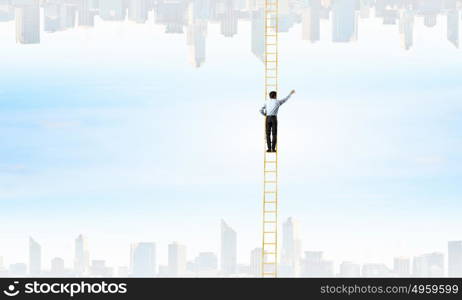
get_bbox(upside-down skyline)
[2,0,462,67]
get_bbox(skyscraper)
[301,0,321,43]
[187,19,207,68]
[448,241,462,277]
[29,237,41,276]
[301,251,334,277]
[413,252,444,277]
[130,242,156,277]
[393,257,410,277]
[74,234,90,276]
[331,0,358,43]
[78,0,97,27]
[219,0,238,37]
[168,241,187,277]
[0,2,14,22]
[220,220,237,275]
[128,0,148,23]
[15,0,40,44]
[192,252,218,275]
[447,10,459,48]
[250,247,262,277]
[399,10,414,50]
[281,217,302,276]
[251,9,264,61]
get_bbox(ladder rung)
[263,252,276,254]
[264,181,277,183]
[263,262,276,264]
[264,211,277,213]
[264,221,277,223]
[265,191,276,193]
[264,201,277,204]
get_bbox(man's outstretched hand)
[290,90,296,95]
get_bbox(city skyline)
[1,0,461,67]
[1,219,461,277]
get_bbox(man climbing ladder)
[260,90,295,152]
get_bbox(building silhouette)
[393,257,411,277]
[412,252,444,277]
[250,9,264,61]
[399,10,414,50]
[130,242,156,277]
[331,0,358,42]
[74,234,90,276]
[29,237,41,276]
[448,241,462,277]
[193,252,218,275]
[9,263,27,277]
[168,241,187,276]
[447,10,459,48]
[250,247,261,276]
[0,1,14,22]
[220,219,237,275]
[301,0,321,43]
[280,217,302,276]
[301,251,334,277]
[15,0,40,44]
[90,259,113,277]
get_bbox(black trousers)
[265,115,278,151]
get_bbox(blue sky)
[1,17,462,267]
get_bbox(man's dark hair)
[269,91,277,99]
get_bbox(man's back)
[260,92,293,116]
[265,99,282,116]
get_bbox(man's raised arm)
[278,90,296,106]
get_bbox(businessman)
[260,90,295,152]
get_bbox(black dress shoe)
[266,149,272,153]
[271,149,276,152]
